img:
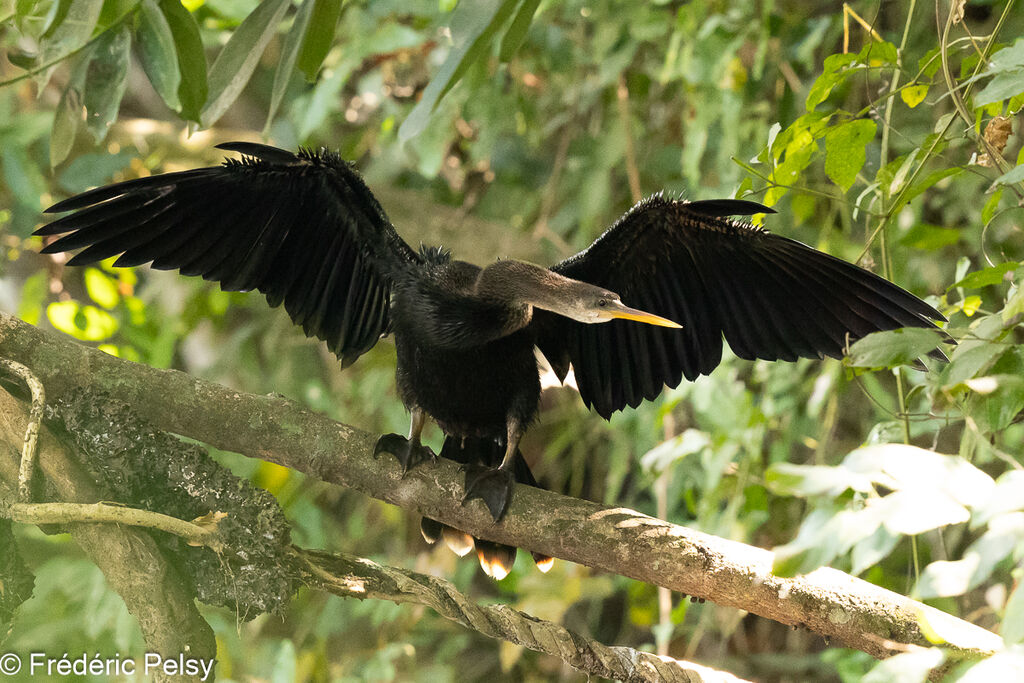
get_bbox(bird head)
[561,284,681,328]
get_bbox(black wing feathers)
[538,196,946,418]
[38,143,420,365]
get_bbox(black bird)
[37,142,946,578]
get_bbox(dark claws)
[462,464,514,521]
[374,433,436,474]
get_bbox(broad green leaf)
[50,49,92,167]
[296,0,342,81]
[32,0,104,89]
[982,188,1005,224]
[83,24,130,143]
[842,444,994,507]
[845,327,945,368]
[399,0,519,142]
[974,71,1024,106]
[949,261,1019,290]
[765,462,872,497]
[876,488,969,536]
[136,0,182,111]
[863,648,945,683]
[498,0,541,61]
[901,84,928,108]
[973,471,1024,528]
[824,119,876,192]
[200,0,290,128]
[160,0,207,122]
[993,163,1024,187]
[265,0,317,133]
[56,148,135,194]
[899,223,960,250]
[804,53,857,111]
[851,525,901,575]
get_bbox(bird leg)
[373,408,437,474]
[462,420,521,521]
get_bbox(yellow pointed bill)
[601,301,682,328]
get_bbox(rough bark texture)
[0,391,216,683]
[0,312,1004,663]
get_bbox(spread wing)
[37,142,421,366]
[535,196,946,418]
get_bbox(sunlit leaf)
[50,49,92,167]
[200,0,290,128]
[863,648,945,683]
[1004,582,1024,644]
[917,513,1024,597]
[84,267,119,309]
[824,119,876,192]
[46,300,119,341]
[900,84,929,108]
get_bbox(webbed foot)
[374,433,436,474]
[462,464,515,521]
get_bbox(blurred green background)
[2,0,1024,680]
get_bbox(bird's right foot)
[374,434,436,474]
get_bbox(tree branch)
[0,390,216,683]
[0,391,747,683]
[0,312,1003,663]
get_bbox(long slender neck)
[475,260,582,314]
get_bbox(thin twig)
[3,501,223,551]
[0,359,45,501]
[616,72,643,204]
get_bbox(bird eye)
[598,299,608,307]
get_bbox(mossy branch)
[0,312,1004,666]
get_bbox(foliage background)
[2,0,1024,680]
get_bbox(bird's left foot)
[462,465,514,521]
[374,434,436,474]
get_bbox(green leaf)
[136,0,182,111]
[901,84,928,108]
[399,0,519,142]
[83,24,130,143]
[84,267,120,309]
[498,0,540,62]
[17,271,48,325]
[32,0,104,89]
[639,429,710,474]
[56,148,135,194]
[804,52,857,111]
[899,223,960,250]
[993,163,1024,187]
[824,119,876,192]
[949,261,1019,290]
[160,0,207,122]
[846,327,945,368]
[296,0,342,81]
[975,70,1024,107]
[46,300,119,340]
[765,462,872,497]
[265,0,317,133]
[50,48,92,167]
[201,0,290,128]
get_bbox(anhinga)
[37,142,946,579]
